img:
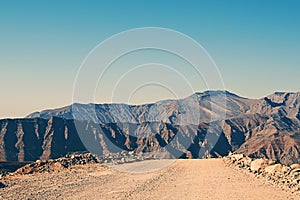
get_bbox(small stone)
[54,162,63,168]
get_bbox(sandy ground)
[0,159,298,200]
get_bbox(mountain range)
[1,91,300,165]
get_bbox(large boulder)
[250,158,267,172]
[232,154,244,161]
[264,164,283,174]
[242,157,252,167]
[281,165,290,174]
[290,164,300,170]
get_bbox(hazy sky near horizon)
[0,0,300,118]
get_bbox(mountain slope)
[0,117,230,162]
[223,114,300,164]
[0,115,299,164]
[2,91,300,165]
[26,91,255,124]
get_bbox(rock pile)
[12,153,101,175]
[101,151,157,164]
[223,153,300,194]
[9,151,157,175]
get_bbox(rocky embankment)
[2,151,155,177]
[0,151,157,190]
[11,153,101,175]
[224,153,300,195]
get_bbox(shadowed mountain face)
[0,118,86,162]
[0,117,230,162]
[1,91,300,165]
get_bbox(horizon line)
[1,89,299,120]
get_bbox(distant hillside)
[1,91,299,165]
[26,91,255,124]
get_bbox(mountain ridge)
[1,90,300,165]
[25,90,300,120]
[25,90,238,117]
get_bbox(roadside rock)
[11,153,101,175]
[281,165,290,174]
[250,159,267,172]
[232,154,244,161]
[224,154,300,195]
[265,164,282,174]
[290,164,300,170]
[8,151,157,176]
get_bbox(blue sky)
[0,0,300,118]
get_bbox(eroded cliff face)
[0,117,230,162]
[0,115,299,165]
[0,117,86,162]
[223,115,300,165]
[2,91,300,165]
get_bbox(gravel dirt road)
[0,159,298,200]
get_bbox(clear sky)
[0,0,300,118]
